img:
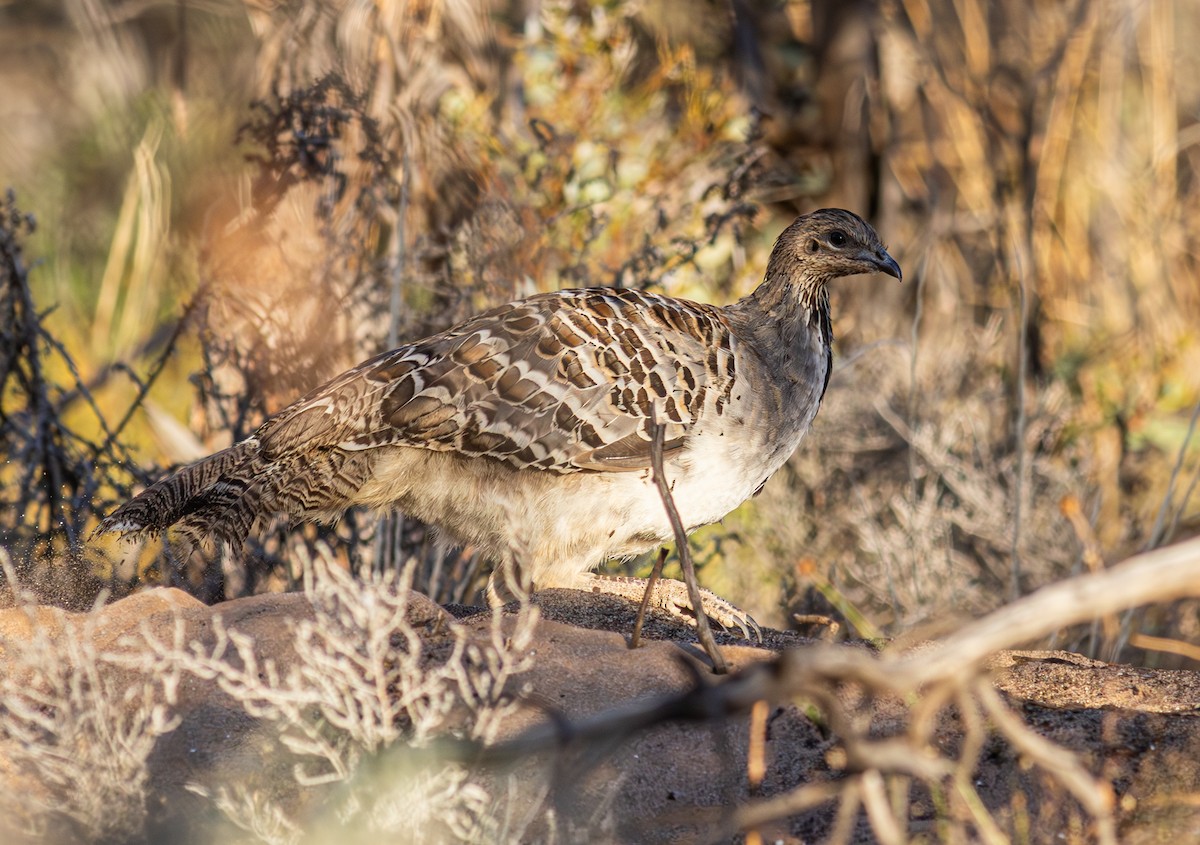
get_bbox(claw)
[699,593,762,643]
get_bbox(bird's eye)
[829,230,848,247]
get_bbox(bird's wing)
[256,288,741,473]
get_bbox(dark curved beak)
[873,249,902,282]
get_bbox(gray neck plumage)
[728,271,834,403]
[729,271,832,352]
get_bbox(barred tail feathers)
[96,439,274,547]
[97,438,380,547]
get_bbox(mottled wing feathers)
[258,288,740,473]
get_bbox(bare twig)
[646,408,727,674]
[747,697,768,792]
[860,768,905,845]
[795,557,882,640]
[1165,455,1200,546]
[1007,201,1031,602]
[825,780,863,845]
[952,688,1009,845]
[901,535,1200,685]
[712,779,847,844]
[1128,632,1200,663]
[792,614,841,641]
[101,291,204,457]
[906,235,929,595]
[1059,494,1119,652]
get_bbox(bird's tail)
[95,438,276,548]
[97,438,380,548]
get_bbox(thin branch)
[709,779,848,844]
[100,289,205,457]
[860,768,906,845]
[646,408,727,674]
[1008,200,1031,602]
[898,535,1200,685]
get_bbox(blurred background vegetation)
[2,0,1199,661]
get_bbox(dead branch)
[896,535,1200,687]
[644,409,728,674]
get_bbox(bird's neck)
[729,273,832,353]
[728,271,835,440]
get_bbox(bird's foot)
[578,574,762,642]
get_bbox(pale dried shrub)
[186,785,302,845]
[0,552,180,843]
[132,549,538,842]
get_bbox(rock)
[0,585,1199,844]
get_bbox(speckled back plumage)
[98,209,901,607]
[259,286,741,472]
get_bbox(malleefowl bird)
[98,209,901,631]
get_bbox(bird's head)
[769,208,902,287]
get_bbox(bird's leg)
[630,547,669,649]
[576,572,762,642]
